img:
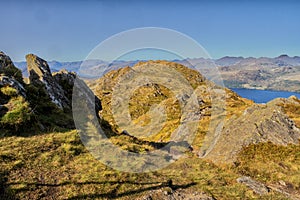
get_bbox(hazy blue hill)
[14,55,300,92]
[215,56,245,66]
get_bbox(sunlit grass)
[0,130,292,199]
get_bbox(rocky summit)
[1,52,300,199]
[0,51,101,135]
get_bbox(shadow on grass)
[0,170,16,200]
[7,180,196,199]
[0,90,10,118]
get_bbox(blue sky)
[1,0,300,61]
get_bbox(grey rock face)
[53,69,76,102]
[204,102,300,164]
[26,54,71,109]
[237,176,269,195]
[54,69,102,113]
[0,52,26,97]
[0,51,12,69]
[0,76,26,97]
[53,69,76,88]
[25,53,102,114]
[0,51,24,83]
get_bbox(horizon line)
[12,54,300,63]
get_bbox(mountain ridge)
[14,55,300,92]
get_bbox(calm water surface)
[230,88,300,103]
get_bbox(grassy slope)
[0,130,290,200]
[236,141,300,190]
[0,87,35,136]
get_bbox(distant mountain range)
[14,60,140,77]
[14,54,300,92]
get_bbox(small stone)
[279,180,286,186]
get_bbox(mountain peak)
[277,54,290,58]
[216,56,244,66]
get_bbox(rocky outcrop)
[0,51,13,69]
[53,69,76,102]
[54,69,102,112]
[237,176,269,195]
[204,100,300,163]
[0,52,26,97]
[0,51,103,134]
[53,69,76,87]
[0,52,34,135]
[26,55,102,113]
[0,76,26,97]
[0,52,27,113]
[26,54,71,109]
[0,51,24,83]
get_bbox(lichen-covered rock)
[26,54,70,109]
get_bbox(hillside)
[1,52,300,199]
[2,130,300,200]
[177,55,300,92]
[215,55,300,92]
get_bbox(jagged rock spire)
[26,54,70,109]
